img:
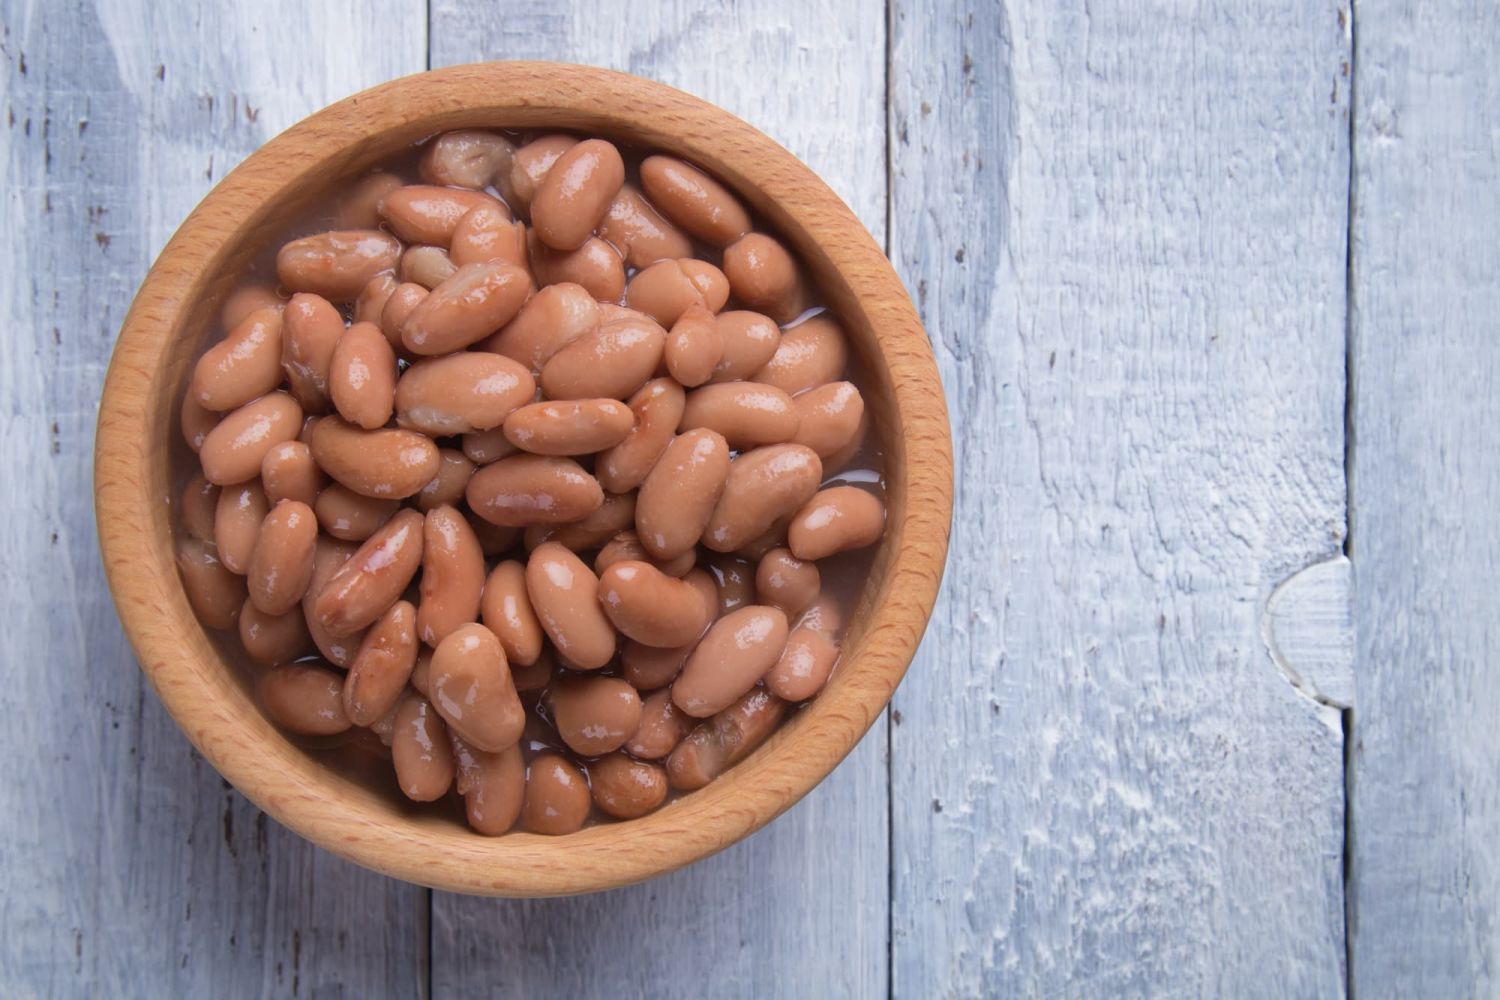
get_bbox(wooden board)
[1349,2,1500,993]
[0,2,429,995]
[424,4,892,997]
[886,1,1354,994]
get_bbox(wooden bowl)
[94,62,952,896]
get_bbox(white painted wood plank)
[0,3,428,995]
[889,2,1353,995]
[1349,3,1500,994]
[426,5,890,997]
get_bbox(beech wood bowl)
[94,62,952,896]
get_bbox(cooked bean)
[797,594,845,638]
[179,474,219,542]
[466,454,603,527]
[354,271,398,327]
[199,392,303,487]
[703,444,822,552]
[335,172,404,230]
[503,398,633,455]
[247,500,317,615]
[409,648,433,699]
[540,314,665,401]
[303,536,363,667]
[595,531,696,578]
[221,283,284,330]
[680,382,800,448]
[621,640,690,692]
[791,381,865,458]
[469,514,520,557]
[394,351,534,435]
[705,553,757,616]
[192,306,284,411]
[626,689,694,759]
[672,605,788,718]
[481,282,599,373]
[314,483,399,541]
[259,662,352,736]
[596,378,685,493]
[282,292,344,410]
[639,155,751,247]
[598,560,712,648]
[664,303,723,388]
[788,486,887,560]
[401,260,532,355]
[420,130,516,190]
[722,233,806,322]
[175,537,245,630]
[392,694,456,801]
[625,258,729,327]
[599,183,693,269]
[588,753,668,819]
[480,560,542,667]
[734,517,791,562]
[551,674,642,756]
[821,408,869,477]
[400,244,458,289]
[507,134,578,211]
[535,491,637,551]
[276,229,401,302]
[461,426,520,466]
[342,600,418,726]
[753,314,849,395]
[451,736,525,835]
[238,600,311,666]
[667,687,787,790]
[328,321,396,429]
[764,619,840,702]
[527,233,625,302]
[214,480,268,575]
[379,282,428,348]
[755,548,820,618]
[379,185,505,245]
[511,648,555,693]
[635,428,730,559]
[260,440,325,506]
[531,139,625,251]
[521,752,590,835]
[710,310,781,383]
[418,505,486,645]
[450,204,527,268]
[415,449,475,511]
[524,542,615,670]
[312,508,425,636]
[308,416,440,499]
[429,623,524,752]
[181,394,218,452]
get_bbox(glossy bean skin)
[379,185,506,245]
[401,261,532,355]
[503,398,633,456]
[527,234,625,303]
[335,172,404,230]
[400,244,458,289]
[214,480,268,575]
[282,292,344,411]
[415,448,475,511]
[706,554,757,616]
[276,230,401,302]
[181,394,217,453]
[791,381,865,458]
[524,542,616,670]
[621,640,691,692]
[703,444,822,553]
[342,600,418,726]
[639,155,751,247]
[199,392,303,486]
[722,233,806,322]
[595,531,696,578]
[419,130,515,190]
[787,486,887,560]
[710,311,781,383]
[480,560,543,667]
[680,382,800,449]
[521,752,590,835]
[354,271,398,326]
[752,315,849,395]
[534,491,637,552]
[451,736,525,835]
[308,416,440,499]
[598,184,693,268]
[418,505,486,646]
[635,428,730,559]
[303,536,364,667]
[672,605,789,717]
[192,306,284,411]
[507,134,578,212]
[260,440,325,506]
[175,537,246,630]
[482,283,599,373]
[259,663,352,736]
[466,455,603,527]
[221,283,285,330]
[755,548,821,618]
[430,624,524,752]
[238,600,310,666]
[379,282,428,348]
[665,303,723,388]
[532,138,626,251]
[596,378,685,493]
[450,205,527,269]
[247,500,317,615]
[551,674,642,756]
[461,427,519,466]
[511,648,555,693]
[392,694,456,801]
[539,315,665,401]
[597,560,713,648]
[734,517,791,562]
[314,483,400,541]
[328,321,397,430]
[469,515,520,557]
[626,689,694,759]
[588,753,669,820]
[667,687,787,790]
[394,351,535,435]
[764,620,840,702]
[179,474,219,542]
[625,258,730,328]
[409,648,433,699]
[312,508,425,636]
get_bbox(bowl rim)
[94,61,953,896]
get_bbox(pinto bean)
[247,499,317,615]
[639,155,751,247]
[635,428,730,559]
[666,687,787,790]
[450,205,528,269]
[415,449,475,511]
[672,605,789,718]
[394,351,535,435]
[787,486,887,560]
[417,505,486,645]
[451,737,525,836]
[625,258,729,327]
[401,260,532,355]
[221,283,285,330]
[703,444,822,553]
[597,560,713,648]
[480,560,543,667]
[238,600,311,666]
[665,303,724,388]
[521,752,590,835]
[752,314,849,395]
[626,689,694,759]
[480,282,599,373]
[214,480,269,575]
[764,616,840,702]
[503,398,633,456]
[596,378,685,493]
[192,306,284,411]
[328,321,397,430]
[259,662,352,736]
[722,232,807,322]
[507,134,578,212]
[342,600,418,726]
[710,310,781,383]
[527,233,625,302]
[379,185,506,245]
[179,474,220,542]
[539,314,665,401]
[281,292,344,411]
[175,537,246,631]
[551,674,642,757]
[594,531,696,579]
[598,183,693,268]
[312,508,425,637]
[531,138,626,251]
[680,382,800,448]
[466,454,604,527]
[181,393,218,453]
[419,130,516,190]
[276,229,401,302]
[307,416,440,499]
[430,623,524,753]
[524,542,615,670]
[260,440,325,506]
[354,271,398,327]
[392,694,456,801]
[199,392,303,487]
[314,483,400,541]
[400,244,459,289]
[335,172,404,230]
[791,380,865,458]
[587,753,668,819]
[755,548,821,618]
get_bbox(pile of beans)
[173,128,886,835]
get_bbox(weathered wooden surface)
[1349,1,1500,994]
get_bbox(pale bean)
[191,306,284,411]
[214,480,268,575]
[594,531,696,578]
[260,440,325,506]
[791,381,865,458]
[539,314,665,401]
[401,260,532,355]
[480,560,543,667]
[415,449,475,511]
[598,183,693,269]
[328,321,396,430]
[507,134,578,212]
[394,351,535,435]
[259,662,352,736]
[521,752,590,835]
[304,536,363,667]
[276,229,401,302]
[667,687,787,790]
[755,548,820,618]
[450,205,528,268]
[672,605,788,717]
[175,537,245,631]
[625,258,729,327]
[400,244,458,289]
[734,516,791,562]
[354,271,398,326]
[626,689,694,759]
[247,500,317,615]
[238,600,310,666]
[551,674,642,756]
[335,172,404,230]
[379,185,506,245]
[635,428,731,559]
[314,483,400,541]
[466,455,604,527]
[722,232,807,322]
[451,736,525,836]
[788,486,887,560]
[199,392,303,487]
[597,560,712,648]
[379,282,428,348]
[179,474,219,542]
[308,416,440,499]
[588,753,668,820]
[534,491,637,552]
[342,600,418,726]
[418,505,486,645]
[282,292,344,411]
[764,620,840,702]
[596,378,685,493]
[480,282,599,373]
[461,426,520,466]
[680,382,800,449]
[753,314,849,395]
[430,623,524,752]
[181,394,217,453]
[710,310,781,383]
[703,444,822,552]
[524,542,616,670]
[503,398,633,455]
[621,640,691,692]
[221,283,284,330]
[527,233,625,302]
[706,554,757,616]
[821,408,869,477]
[420,130,516,190]
[392,694,456,801]
[312,508,425,636]
[639,155,751,247]
[531,138,626,251]
[665,303,723,388]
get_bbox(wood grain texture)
[1350,2,1500,994]
[0,2,428,996]
[888,1,1354,994]
[426,5,893,996]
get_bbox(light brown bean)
[259,662,352,736]
[401,260,532,355]
[752,314,849,395]
[451,736,525,836]
[399,244,458,289]
[392,694,456,801]
[521,752,590,835]
[502,398,633,455]
[214,480,268,575]
[247,500,317,615]
[533,491,637,552]
[469,514,520,557]
[672,605,788,717]
[626,689,695,759]
[466,454,604,526]
[703,444,823,552]
[335,172,404,229]
[181,394,217,452]
[354,271,398,326]
[722,232,807,322]
[282,292,344,411]
[276,229,401,301]
[409,648,433,699]
[706,554,757,616]
[597,560,712,648]
[507,134,578,209]
[314,483,400,541]
[328,320,397,429]
[635,428,731,559]
[596,378,685,493]
[680,382,800,449]
[788,486,887,560]
[480,560,543,667]
[639,155,751,247]
[710,310,781,383]
[394,351,535,435]
[342,600,418,726]
[527,233,625,302]
[791,380,865,458]
[175,537,245,630]
[587,753,668,819]
[539,315,665,401]
[304,536,363,667]
[764,621,840,702]
[481,282,599,373]
[511,648,555,694]
[420,130,516,190]
[312,508,425,636]
[594,531,696,578]
[430,623,524,752]
[821,408,869,477]
[199,392,303,487]
[531,138,625,251]
[418,505,486,645]
[625,258,729,327]
[221,283,284,330]
[238,600,310,666]
[598,183,694,269]
[666,686,787,790]
[379,282,428,348]
[415,449,475,511]
[665,303,723,388]
[179,474,219,542]
[379,185,505,245]
[192,306,284,411]
[308,416,440,499]
[735,516,791,562]
[524,542,615,670]
[260,440,325,506]
[551,674,642,756]
[621,640,691,692]
[461,426,520,466]
[450,205,528,268]
[755,548,821,618]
